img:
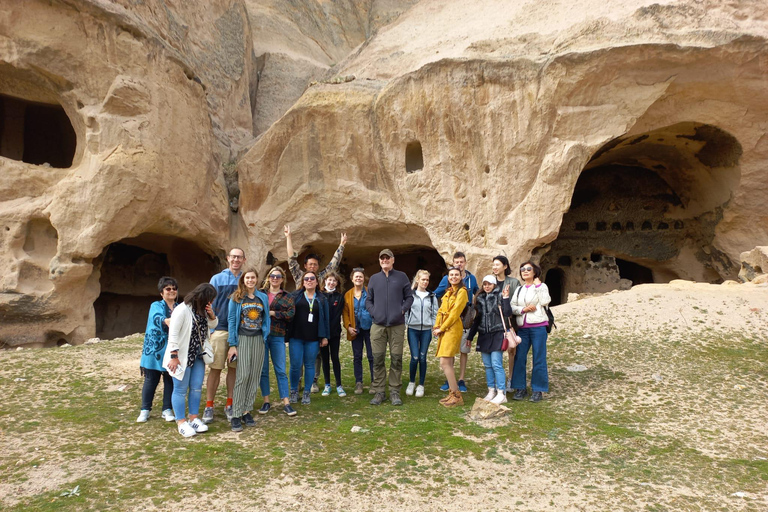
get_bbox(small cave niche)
[94,235,221,340]
[615,258,654,286]
[0,93,77,168]
[405,141,424,173]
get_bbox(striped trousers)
[231,333,265,417]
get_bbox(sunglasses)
[268,274,283,279]
[520,266,534,272]
[164,286,178,291]
[303,276,317,281]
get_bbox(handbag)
[202,339,215,365]
[498,305,521,350]
[545,306,556,334]
[460,302,476,330]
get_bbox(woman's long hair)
[184,283,217,316]
[411,269,430,290]
[446,267,466,290]
[231,268,260,303]
[260,266,285,291]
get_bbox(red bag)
[499,305,520,350]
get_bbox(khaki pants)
[370,323,405,394]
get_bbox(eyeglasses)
[229,255,244,260]
[164,286,178,291]
[268,274,283,279]
[379,256,391,260]
[520,266,534,272]
[303,276,316,281]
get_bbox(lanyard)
[303,291,315,313]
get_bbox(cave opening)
[615,258,654,286]
[94,235,221,339]
[0,93,77,168]
[405,141,424,173]
[544,267,565,306]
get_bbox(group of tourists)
[137,228,552,437]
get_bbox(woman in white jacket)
[503,261,551,403]
[163,283,218,437]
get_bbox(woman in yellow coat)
[433,267,468,407]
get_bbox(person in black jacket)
[365,249,414,406]
[319,271,346,397]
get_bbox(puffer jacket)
[467,289,505,340]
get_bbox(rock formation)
[1,0,767,346]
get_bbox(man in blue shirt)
[434,252,478,393]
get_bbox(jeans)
[171,356,205,420]
[481,351,506,390]
[370,323,405,393]
[320,334,342,387]
[511,326,549,392]
[351,328,374,384]
[140,368,173,411]
[288,338,320,392]
[260,335,289,399]
[407,328,432,385]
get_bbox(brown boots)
[439,390,464,407]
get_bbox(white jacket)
[509,283,551,327]
[162,303,218,379]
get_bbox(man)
[366,249,414,406]
[284,224,347,392]
[202,247,245,424]
[434,251,479,393]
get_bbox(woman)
[433,268,468,407]
[467,275,508,404]
[320,271,346,397]
[257,267,296,417]
[492,255,521,391]
[404,269,438,398]
[287,270,329,405]
[226,268,271,432]
[163,283,218,438]
[504,261,551,403]
[137,276,179,423]
[342,268,374,395]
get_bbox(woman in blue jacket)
[227,268,271,432]
[287,270,329,405]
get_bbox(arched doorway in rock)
[93,234,221,339]
[544,268,565,306]
[540,122,741,298]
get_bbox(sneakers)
[301,391,311,405]
[289,390,298,403]
[440,380,450,392]
[322,384,331,396]
[284,404,297,416]
[354,382,364,395]
[136,410,150,423]
[415,385,425,398]
[370,392,386,405]
[337,385,347,397]
[390,391,403,406]
[202,406,214,424]
[441,390,464,408]
[189,417,209,433]
[242,412,256,427]
[258,402,271,415]
[491,389,507,405]
[513,388,527,401]
[310,382,319,393]
[405,382,416,396]
[178,421,197,437]
[161,409,175,422]
[483,388,497,401]
[529,391,543,402]
[506,378,515,393]
[231,416,243,432]
[458,380,468,392]
[224,404,233,421]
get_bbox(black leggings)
[140,368,173,411]
[320,334,342,387]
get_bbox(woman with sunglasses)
[342,268,374,394]
[504,261,551,403]
[257,267,296,417]
[287,270,329,405]
[137,276,179,423]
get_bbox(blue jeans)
[288,338,320,392]
[511,326,549,392]
[481,351,506,390]
[407,328,432,385]
[260,335,289,399]
[171,356,205,420]
[351,329,374,384]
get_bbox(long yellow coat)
[434,285,468,357]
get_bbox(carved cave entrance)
[540,122,741,299]
[94,235,221,339]
[0,93,77,168]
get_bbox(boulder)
[739,247,768,282]
[468,398,509,421]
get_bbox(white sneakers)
[491,389,507,405]
[161,409,175,422]
[189,417,208,433]
[136,410,150,423]
[405,382,416,396]
[415,385,425,398]
[483,388,497,401]
[178,421,197,437]
[139,409,176,423]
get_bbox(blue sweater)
[227,290,271,347]
[435,270,478,304]
[210,269,240,331]
[140,300,174,372]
